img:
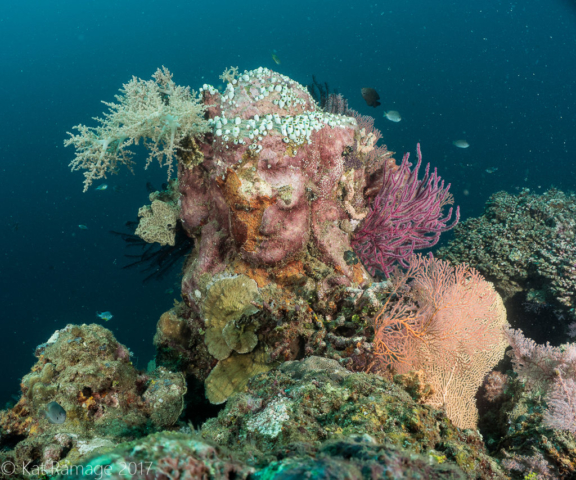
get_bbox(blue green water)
[1,0,575,404]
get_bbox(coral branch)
[65,67,209,191]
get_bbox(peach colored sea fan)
[372,255,508,428]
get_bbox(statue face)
[218,137,311,266]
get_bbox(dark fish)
[45,401,66,424]
[361,88,381,107]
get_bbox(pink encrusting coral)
[351,143,459,277]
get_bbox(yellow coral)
[205,349,272,404]
[202,275,261,361]
[135,199,179,246]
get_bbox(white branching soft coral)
[65,67,209,191]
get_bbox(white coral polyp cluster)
[200,67,356,150]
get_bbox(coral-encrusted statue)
[66,66,458,405]
[145,68,394,403]
[156,67,399,402]
[178,67,385,307]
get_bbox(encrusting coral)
[135,199,180,246]
[0,324,187,473]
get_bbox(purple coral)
[351,143,459,277]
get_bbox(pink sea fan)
[351,144,459,277]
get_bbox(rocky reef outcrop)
[0,324,186,474]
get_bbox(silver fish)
[45,401,66,424]
[384,110,401,122]
[453,139,470,149]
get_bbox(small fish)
[452,140,470,149]
[97,311,113,321]
[165,288,174,294]
[384,110,401,122]
[361,88,381,107]
[95,184,108,191]
[45,401,66,424]
[271,53,281,65]
[78,225,88,230]
[485,167,498,174]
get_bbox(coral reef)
[0,324,186,473]
[57,65,537,478]
[473,328,576,479]
[437,188,576,340]
[490,377,576,479]
[50,358,505,479]
[200,357,505,479]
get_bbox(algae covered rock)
[0,324,187,474]
[200,357,506,479]
[54,431,253,480]
[52,431,465,480]
[253,435,467,480]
